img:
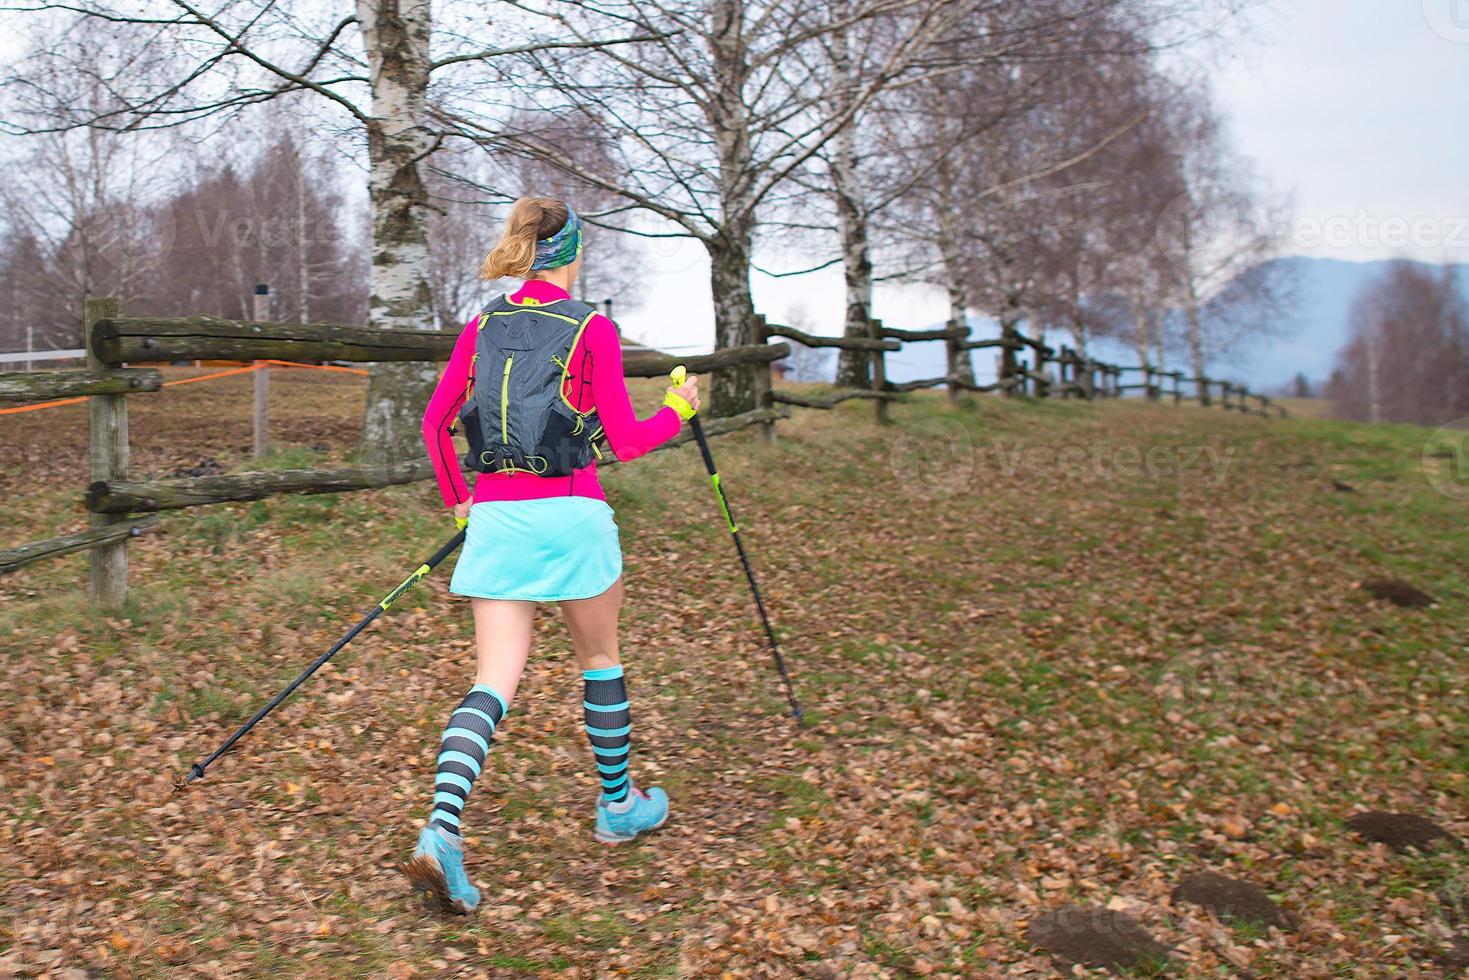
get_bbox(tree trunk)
[832,127,875,390]
[1130,288,1151,377]
[1185,287,1206,390]
[1365,328,1381,423]
[936,215,976,397]
[1179,220,1210,403]
[999,292,1024,397]
[707,0,761,418]
[1129,294,1159,401]
[295,150,311,325]
[707,220,760,416]
[357,0,440,462]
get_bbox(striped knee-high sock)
[583,665,632,806]
[429,684,508,837]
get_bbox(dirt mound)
[1025,905,1171,973]
[1173,871,1293,929]
[1346,811,1458,853]
[1359,577,1437,608]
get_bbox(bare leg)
[559,576,624,672]
[470,597,537,703]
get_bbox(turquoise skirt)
[449,498,622,602]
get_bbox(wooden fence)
[0,296,1283,608]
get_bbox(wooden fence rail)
[0,369,162,402]
[771,389,900,409]
[82,406,790,516]
[761,320,899,352]
[0,516,158,575]
[2,294,1282,608]
[879,324,969,343]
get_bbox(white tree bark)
[832,124,877,390]
[357,0,440,460]
[706,0,762,415]
[1365,328,1381,423]
[935,209,977,390]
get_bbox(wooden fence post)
[1170,371,1182,405]
[750,313,777,444]
[253,284,270,458]
[998,320,1020,397]
[85,297,129,610]
[946,319,961,406]
[869,316,891,423]
[1197,374,1211,407]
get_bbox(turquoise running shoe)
[594,784,670,844]
[402,826,480,915]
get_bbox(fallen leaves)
[1,393,1465,976]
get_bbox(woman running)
[404,197,700,915]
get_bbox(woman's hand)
[668,374,700,414]
[452,499,472,523]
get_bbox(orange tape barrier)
[262,359,369,376]
[161,364,265,387]
[0,360,370,415]
[0,396,88,415]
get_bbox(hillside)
[879,257,1469,395]
[1199,256,1469,392]
[1,379,1465,976]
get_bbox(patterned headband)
[530,208,584,271]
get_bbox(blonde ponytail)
[480,197,569,281]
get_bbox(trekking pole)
[670,366,803,725]
[174,526,468,790]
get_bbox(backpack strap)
[556,305,601,417]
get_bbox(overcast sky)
[620,0,1469,352]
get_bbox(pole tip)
[173,763,205,792]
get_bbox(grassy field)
[1,374,1465,977]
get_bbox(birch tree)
[436,0,964,415]
[0,42,172,350]
[132,135,364,326]
[1326,263,1469,426]
[1150,87,1291,386]
[1,0,653,457]
[837,0,1254,395]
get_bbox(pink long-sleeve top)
[422,279,682,506]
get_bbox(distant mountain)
[878,256,1469,393]
[1214,256,1469,392]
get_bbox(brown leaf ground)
[1,375,1466,977]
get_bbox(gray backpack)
[456,293,605,476]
